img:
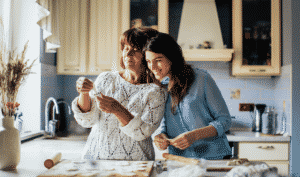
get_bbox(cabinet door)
[265,161,289,177]
[129,0,168,33]
[88,0,122,74]
[239,142,289,161]
[57,0,88,75]
[231,0,281,76]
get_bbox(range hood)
[177,0,234,61]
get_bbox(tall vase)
[0,116,21,171]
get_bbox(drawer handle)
[257,145,274,149]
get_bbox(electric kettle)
[252,104,267,132]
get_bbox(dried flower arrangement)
[0,18,37,117]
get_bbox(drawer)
[239,142,289,161]
[265,161,289,177]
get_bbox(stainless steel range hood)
[177,0,234,61]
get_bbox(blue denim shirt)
[159,68,232,160]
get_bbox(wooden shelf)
[183,49,234,61]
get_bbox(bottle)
[262,106,271,134]
[280,100,287,135]
[271,106,278,135]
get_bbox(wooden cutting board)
[38,159,155,177]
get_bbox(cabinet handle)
[64,69,80,71]
[257,145,274,149]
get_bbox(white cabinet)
[56,0,89,75]
[57,0,125,75]
[238,142,290,176]
[57,0,168,75]
[231,0,281,76]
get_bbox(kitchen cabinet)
[231,0,281,76]
[129,0,168,34]
[56,0,89,75]
[57,0,120,75]
[238,142,289,176]
[57,0,168,75]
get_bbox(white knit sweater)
[72,71,167,161]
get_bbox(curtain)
[36,0,60,53]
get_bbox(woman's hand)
[76,77,94,95]
[96,93,122,114]
[96,93,134,127]
[76,77,93,112]
[169,131,196,150]
[154,133,170,150]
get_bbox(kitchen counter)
[226,131,291,142]
[0,135,228,177]
[0,131,289,177]
[0,135,87,177]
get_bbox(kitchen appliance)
[262,106,279,135]
[252,104,267,132]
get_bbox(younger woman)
[144,33,232,160]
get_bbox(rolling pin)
[44,152,62,169]
[162,153,200,165]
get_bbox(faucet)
[45,97,60,136]
[50,101,72,137]
[52,101,72,117]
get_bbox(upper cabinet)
[128,0,235,62]
[57,0,168,75]
[57,0,121,75]
[57,0,281,76]
[129,0,168,33]
[57,0,89,75]
[231,0,281,76]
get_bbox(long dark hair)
[144,33,195,114]
[120,27,159,84]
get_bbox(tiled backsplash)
[187,61,291,135]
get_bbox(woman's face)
[122,44,143,71]
[145,51,171,82]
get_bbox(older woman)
[144,33,232,160]
[72,27,167,161]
